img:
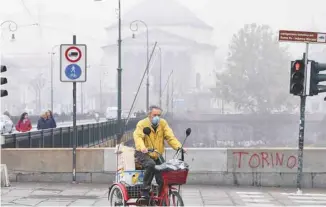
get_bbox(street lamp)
[48,44,60,113]
[156,45,162,108]
[0,20,18,41]
[94,0,123,143]
[161,70,173,113]
[130,20,149,111]
[1,21,38,41]
[99,70,109,113]
[80,64,91,114]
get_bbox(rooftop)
[106,0,213,31]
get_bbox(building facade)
[101,0,216,112]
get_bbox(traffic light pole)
[296,44,309,194]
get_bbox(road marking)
[294,200,326,204]
[282,192,326,205]
[239,194,264,198]
[282,193,326,197]
[242,198,271,203]
[236,192,275,206]
[237,192,264,195]
[288,196,326,200]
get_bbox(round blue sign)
[65,64,82,80]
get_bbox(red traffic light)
[295,62,300,71]
[293,60,304,71]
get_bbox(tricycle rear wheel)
[108,185,127,206]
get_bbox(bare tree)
[29,73,46,114]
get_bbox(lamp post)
[130,20,149,111]
[0,20,18,41]
[162,70,173,113]
[156,45,162,108]
[117,0,122,143]
[94,0,122,143]
[1,21,38,41]
[48,45,60,113]
[99,70,109,113]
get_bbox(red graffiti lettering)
[233,151,297,170]
[261,152,270,168]
[233,151,249,168]
[276,152,284,166]
[287,156,297,169]
[248,153,260,168]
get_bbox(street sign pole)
[296,45,309,194]
[59,36,87,183]
[72,35,77,183]
[278,29,326,194]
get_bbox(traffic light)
[290,60,305,96]
[1,65,8,97]
[310,61,326,96]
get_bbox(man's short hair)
[148,105,163,113]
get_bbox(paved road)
[2,182,326,206]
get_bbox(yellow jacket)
[133,117,182,159]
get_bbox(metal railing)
[2,118,141,148]
[9,113,103,125]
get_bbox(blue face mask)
[151,116,160,126]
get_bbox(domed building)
[101,0,216,112]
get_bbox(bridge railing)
[9,113,102,125]
[2,118,142,148]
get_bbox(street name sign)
[60,44,87,82]
[279,30,326,44]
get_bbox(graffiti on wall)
[233,151,298,169]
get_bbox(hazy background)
[0,0,325,115]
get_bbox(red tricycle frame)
[109,168,188,206]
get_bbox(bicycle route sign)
[60,44,87,82]
[279,30,326,44]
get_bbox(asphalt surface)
[2,182,326,206]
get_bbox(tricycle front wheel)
[162,191,184,206]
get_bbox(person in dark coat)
[37,112,50,130]
[46,110,57,128]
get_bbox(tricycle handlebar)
[147,147,186,161]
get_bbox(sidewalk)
[1,182,326,206]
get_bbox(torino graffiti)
[233,151,298,169]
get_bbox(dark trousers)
[135,151,163,191]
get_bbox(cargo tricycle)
[108,127,192,206]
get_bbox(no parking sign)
[60,44,87,82]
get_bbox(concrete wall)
[1,148,326,188]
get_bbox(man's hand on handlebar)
[141,148,148,153]
[182,148,187,153]
[178,147,187,154]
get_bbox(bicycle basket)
[161,169,188,185]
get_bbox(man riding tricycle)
[108,105,191,206]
